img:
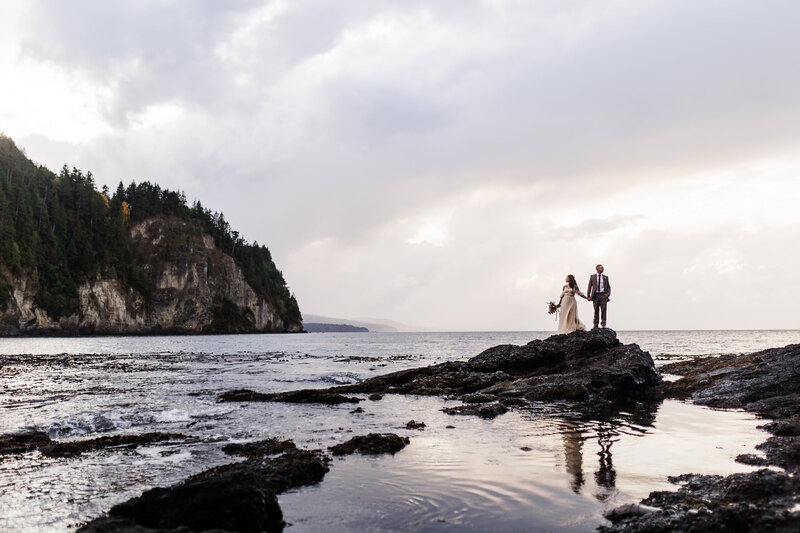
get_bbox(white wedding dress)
[557,285,586,334]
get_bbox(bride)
[556,274,588,334]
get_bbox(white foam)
[154,409,191,423]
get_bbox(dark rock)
[603,503,658,522]
[405,420,426,430]
[0,430,52,455]
[735,453,770,466]
[442,402,509,419]
[248,329,661,421]
[760,419,800,436]
[218,388,362,405]
[458,393,497,404]
[755,436,800,474]
[605,341,800,532]
[349,407,365,414]
[0,431,186,458]
[600,469,800,533]
[498,397,528,407]
[79,448,329,533]
[368,393,383,401]
[329,433,410,456]
[662,342,800,473]
[223,438,297,459]
[662,343,800,419]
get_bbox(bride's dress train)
[557,285,586,334]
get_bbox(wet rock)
[605,340,800,532]
[736,453,770,467]
[405,420,426,430]
[754,436,800,474]
[0,431,186,458]
[79,448,329,533]
[256,329,661,420]
[604,503,658,522]
[600,469,800,532]
[368,393,383,401]
[218,388,362,405]
[0,430,52,455]
[662,342,800,473]
[662,343,800,419]
[760,419,800,436]
[498,397,528,407]
[329,433,410,456]
[458,393,497,404]
[223,438,297,459]
[442,402,509,419]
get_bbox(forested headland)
[0,134,301,334]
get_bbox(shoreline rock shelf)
[219,328,664,415]
[603,341,800,532]
[78,446,330,533]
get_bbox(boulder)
[329,433,410,456]
[79,448,329,533]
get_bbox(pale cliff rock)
[0,216,302,335]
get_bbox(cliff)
[0,215,303,335]
[0,134,303,336]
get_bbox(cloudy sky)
[2,0,799,331]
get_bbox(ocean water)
[1,330,798,532]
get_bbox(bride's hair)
[566,274,578,289]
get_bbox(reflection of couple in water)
[555,265,610,334]
[561,421,617,500]
[554,404,659,501]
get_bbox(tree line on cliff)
[0,134,300,326]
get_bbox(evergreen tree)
[0,134,301,326]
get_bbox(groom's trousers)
[592,294,608,327]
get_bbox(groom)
[586,264,610,329]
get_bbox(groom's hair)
[596,264,603,269]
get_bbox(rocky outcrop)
[218,329,663,418]
[78,447,330,533]
[0,430,187,459]
[601,470,800,533]
[602,342,800,532]
[334,328,662,407]
[218,388,362,405]
[0,216,303,335]
[329,433,410,456]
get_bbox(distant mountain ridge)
[303,314,432,332]
[302,314,396,332]
[303,323,369,333]
[0,134,302,335]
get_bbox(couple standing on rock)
[556,265,610,335]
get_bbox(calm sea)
[1,330,798,532]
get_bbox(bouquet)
[548,301,559,315]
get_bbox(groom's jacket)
[587,274,611,300]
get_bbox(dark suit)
[586,273,610,327]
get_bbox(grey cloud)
[10,0,800,329]
[551,216,646,240]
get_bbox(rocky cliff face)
[0,216,303,335]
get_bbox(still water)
[1,330,798,532]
